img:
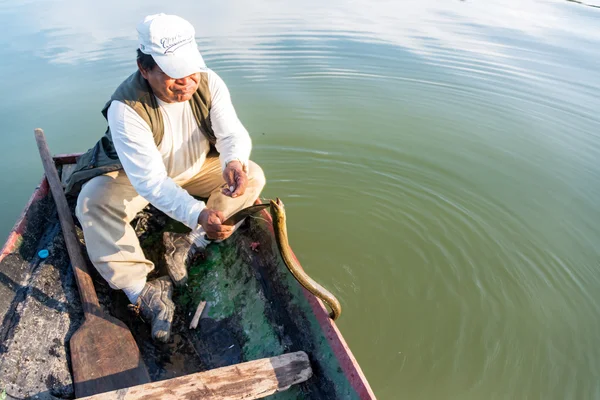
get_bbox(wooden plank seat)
[79,351,312,400]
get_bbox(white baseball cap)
[137,14,207,79]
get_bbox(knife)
[222,202,271,226]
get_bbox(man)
[67,14,266,343]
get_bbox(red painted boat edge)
[52,153,80,165]
[258,205,377,399]
[1,154,72,262]
[0,178,49,264]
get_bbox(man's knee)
[75,179,101,221]
[75,172,142,224]
[75,175,117,223]
[248,161,266,190]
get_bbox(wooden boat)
[0,153,376,399]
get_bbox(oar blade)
[70,314,150,398]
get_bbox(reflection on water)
[1,1,600,398]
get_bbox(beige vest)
[65,71,214,195]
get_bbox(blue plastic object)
[38,249,49,259]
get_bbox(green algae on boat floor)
[136,205,362,399]
[181,240,301,400]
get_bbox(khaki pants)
[75,155,266,291]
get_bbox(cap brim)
[152,45,207,79]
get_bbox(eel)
[269,198,342,320]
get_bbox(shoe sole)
[163,234,188,287]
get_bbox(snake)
[269,198,342,320]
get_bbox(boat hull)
[0,155,376,399]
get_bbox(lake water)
[1,0,600,398]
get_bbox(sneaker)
[130,276,175,343]
[163,232,200,287]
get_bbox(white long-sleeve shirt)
[108,69,252,229]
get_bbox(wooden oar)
[34,129,150,398]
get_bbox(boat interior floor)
[0,201,312,399]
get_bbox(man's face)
[138,62,200,103]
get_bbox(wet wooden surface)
[80,351,312,400]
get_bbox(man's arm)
[108,100,205,229]
[208,70,252,171]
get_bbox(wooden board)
[79,351,312,400]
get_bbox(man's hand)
[198,209,234,240]
[222,160,248,198]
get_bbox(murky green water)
[2,0,600,398]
